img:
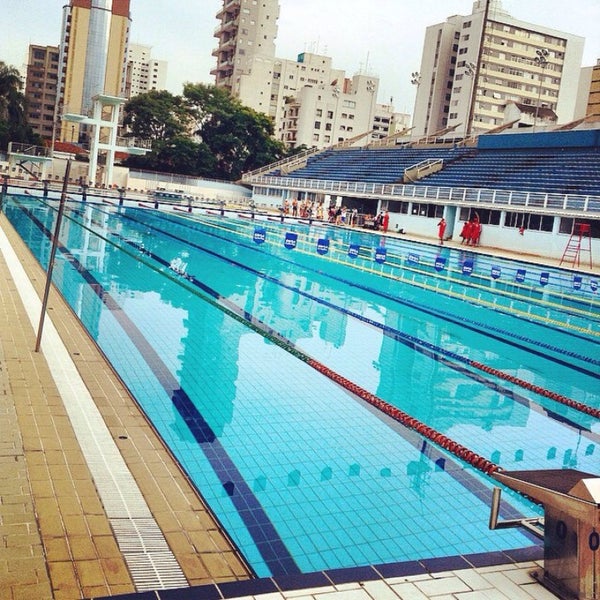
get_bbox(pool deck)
[0,208,592,600]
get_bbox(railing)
[241,145,324,180]
[7,142,51,158]
[246,174,600,216]
[404,158,444,183]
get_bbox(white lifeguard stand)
[62,94,150,188]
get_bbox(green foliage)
[123,83,286,181]
[0,61,41,150]
[122,90,191,140]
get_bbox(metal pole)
[35,160,71,353]
[0,175,8,211]
[466,0,490,137]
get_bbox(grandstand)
[243,126,600,265]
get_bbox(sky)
[4,0,600,115]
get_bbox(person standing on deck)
[437,217,447,244]
[382,211,390,233]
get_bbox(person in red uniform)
[460,220,471,245]
[470,213,481,246]
[382,211,390,233]
[437,217,447,244]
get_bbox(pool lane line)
[469,360,600,420]
[36,199,600,439]
[142,207,600,349]
[103,206,600,398]
[178,210,600,326]
[112,241,502,477]
[87,201,600,348]
[74,200,599,429]
[116,206,600,367]
[10,201,301,578]
[116,232,600,435]
[53,201,600,429]
[104,222,600,460]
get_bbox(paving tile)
[415,575,471,596]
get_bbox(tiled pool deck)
[1,209,591,600]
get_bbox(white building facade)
[412,0,584,137]
[211,0,279,101]
[212,1,402,150]
[126,43,167,98]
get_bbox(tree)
[0,61,40,149]
[184,83,286,180]
[122,83,287,181]
[122,90,192,141]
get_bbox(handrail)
[404,158,444,183]
[241,145,324,180]
[246,173,600,216]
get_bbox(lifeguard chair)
[560,222,593,269]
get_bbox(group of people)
[283,198,324,220]
[437,213,482,246]
[459,215,482,246]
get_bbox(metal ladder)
[559,222,593,269]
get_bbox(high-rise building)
[412,0,584,137]
[126,43,168,98]
[24,45,60,141]
[57,0,131,143]
[211,0,279,101]
[278,65,379,149]
[212,1,393,150]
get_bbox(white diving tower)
[62,94,150,187]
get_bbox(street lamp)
[410,72,422,136]
[533,48,549,132]
[464,61,477,139]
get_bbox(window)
[314,121,321,129]
[506,212,553,232]
[411,203,444,218]
[560,218,600,238]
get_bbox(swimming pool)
[4,193,600,578]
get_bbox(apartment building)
[24,45,60,141]
[212,1,403,150]
[126,43,168,98]
[412,0,584,137]
[211,0,279,100]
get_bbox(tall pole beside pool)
[35,160,72,353]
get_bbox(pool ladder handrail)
[488,487,544,539]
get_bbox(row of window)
[380,203,599,238]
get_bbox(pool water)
[5,195,600,578]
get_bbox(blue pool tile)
[217,577,277,598]
[275,570,331,591]
[465,550,515,567]
[421,555,472,573]
[157,584,220,599]
[374,560,428,578]
[325,565,380,584]
[503,545,544,562]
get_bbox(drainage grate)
[123,551,189,591]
